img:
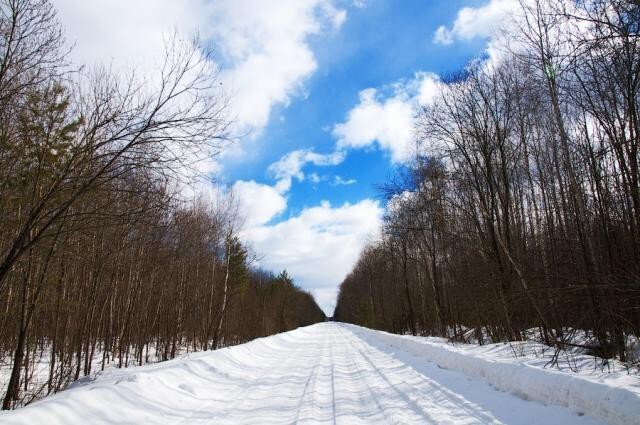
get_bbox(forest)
[0,0,324,409]
[335,0,640,364]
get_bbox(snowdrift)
[346,324,640,425]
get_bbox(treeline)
[0,0,324,409]
[335,0,640,362]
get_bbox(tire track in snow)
[337,325,502,424]
[328,330,337,425]
[292,329,326,424]
[335,325,432,424]
[331,326,398,424]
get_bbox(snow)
[1,322,638,424]
[0,341,195,406]
[346,325,640,425]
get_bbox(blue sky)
[53,0,511,313]
[222,0,486,210]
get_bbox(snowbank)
[346,324,640,425]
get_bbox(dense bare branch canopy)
[336,0,640,366]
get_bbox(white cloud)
[210,0,346,133]
[268,149,345,192]
[232,180,287,227]
[242,199,382,314]
[53,0,211,70]
[333,88,414,162]
[53,0,346,136]
[415,73,443,106]
[433,26,455,45]
[433,0,582,69]
[309,173,322,184]
[332,176,357,186]
[53,0,225,196]
[433,0,518,45]
[332,72,442,163]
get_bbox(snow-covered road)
[0,323,624,424]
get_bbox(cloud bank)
[242,199,382,314]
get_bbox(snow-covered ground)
[1,322,638,424]
[0,341,197,406]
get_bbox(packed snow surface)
[2,322,638,424]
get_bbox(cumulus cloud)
[332,72,442,163]
[333,88,414,162]
[232,180,287,227]
[232,172,379,313]
[268,149,345,192]
[210,0,346,133]
[201,179,382,313]
[243,200,382,314]
[433,0,518,45]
